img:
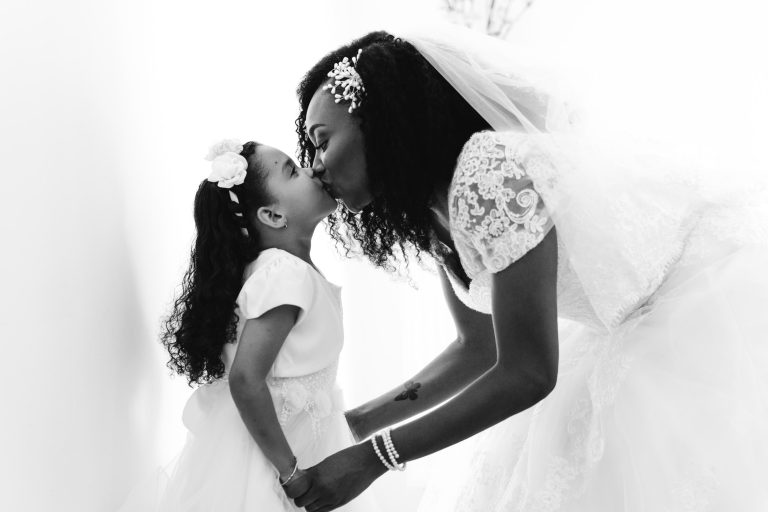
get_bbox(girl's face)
[305,84,373,213]
[255,145,337,228]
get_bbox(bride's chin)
[341,201,362,214]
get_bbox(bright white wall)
[1,1,766,511]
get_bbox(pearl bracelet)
[382,428,406,471]
[371,435,396,471]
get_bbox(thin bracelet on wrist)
[279,456,299,486]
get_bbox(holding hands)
[292,442,388,512]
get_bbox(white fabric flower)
[205,139,243,161]
[284,381,310,411]
[312,391,333,419]
[208,152,248,188]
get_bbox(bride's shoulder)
[456,130,536,169]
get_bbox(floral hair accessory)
[205,139,243,161]
[205,139,248,189]
[323,49,365,113]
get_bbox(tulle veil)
[390,20,768,332]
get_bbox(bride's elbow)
[494,359,558,404]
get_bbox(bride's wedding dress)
[417,129,768,511]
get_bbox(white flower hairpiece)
[205,139,247,189]
[323,49,365,113]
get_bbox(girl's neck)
[261,233,314,268]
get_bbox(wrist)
[276,455,298,481]
[346,406,372,441]
[355,438,389,479]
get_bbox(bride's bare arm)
[389,229,559,460]
[345,267,497,441]
[295,230,558,511]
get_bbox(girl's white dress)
[418,131,768,511]
[121,248,371,511]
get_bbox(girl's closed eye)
[314,140,328,152]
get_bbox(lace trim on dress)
[267,363,343,441]
[449,131,555,278]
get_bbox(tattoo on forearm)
[394,381,421,401]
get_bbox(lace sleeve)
[449,131,555,276]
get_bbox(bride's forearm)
[348,336,495,439]
[391,362,555,462]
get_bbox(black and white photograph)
[2,0,767,510]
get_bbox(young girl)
[135,139,371,511]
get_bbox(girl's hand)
[282,468,312,500]
[294,443,386,512]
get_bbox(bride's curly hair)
[296,31,490,269]
[161,142,272,386]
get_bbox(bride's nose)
[311,155,328,182]
[311,166,328,183]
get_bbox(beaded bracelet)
[371,435,397,471]
[279,456,299,486]
[382,428,406,471]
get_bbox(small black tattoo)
[394,381,421,401]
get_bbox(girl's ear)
[255,205,288,229]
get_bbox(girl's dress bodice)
[187,248,347,442]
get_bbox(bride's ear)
[255,205,288,230]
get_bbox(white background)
[1,1,766,511]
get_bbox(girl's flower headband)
[205,139,247,189]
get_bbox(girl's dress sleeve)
[236,253,315,320]
[450,130,555,276]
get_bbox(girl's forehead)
[254,145,290,173]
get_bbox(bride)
[289,24,768,511]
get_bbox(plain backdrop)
[1,1,766,511]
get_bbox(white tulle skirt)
[419,246,768,511]
[118,375,374,512]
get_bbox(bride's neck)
[429,181,451,228]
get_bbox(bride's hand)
[294,443,386,512]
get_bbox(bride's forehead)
[306,87,346,126]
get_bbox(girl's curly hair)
[296,31,490,269]
[161,142,272,386]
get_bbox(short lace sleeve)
[236,251,315,320]
[449,131,555,276]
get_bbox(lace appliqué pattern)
[267,363,342,442]
[450,131,555,279]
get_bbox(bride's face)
[304,84,372,213]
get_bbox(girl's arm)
[346,267,498,441]
[296,230,559,511]
[228,305,308,493]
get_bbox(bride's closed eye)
[313,140,328,152]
